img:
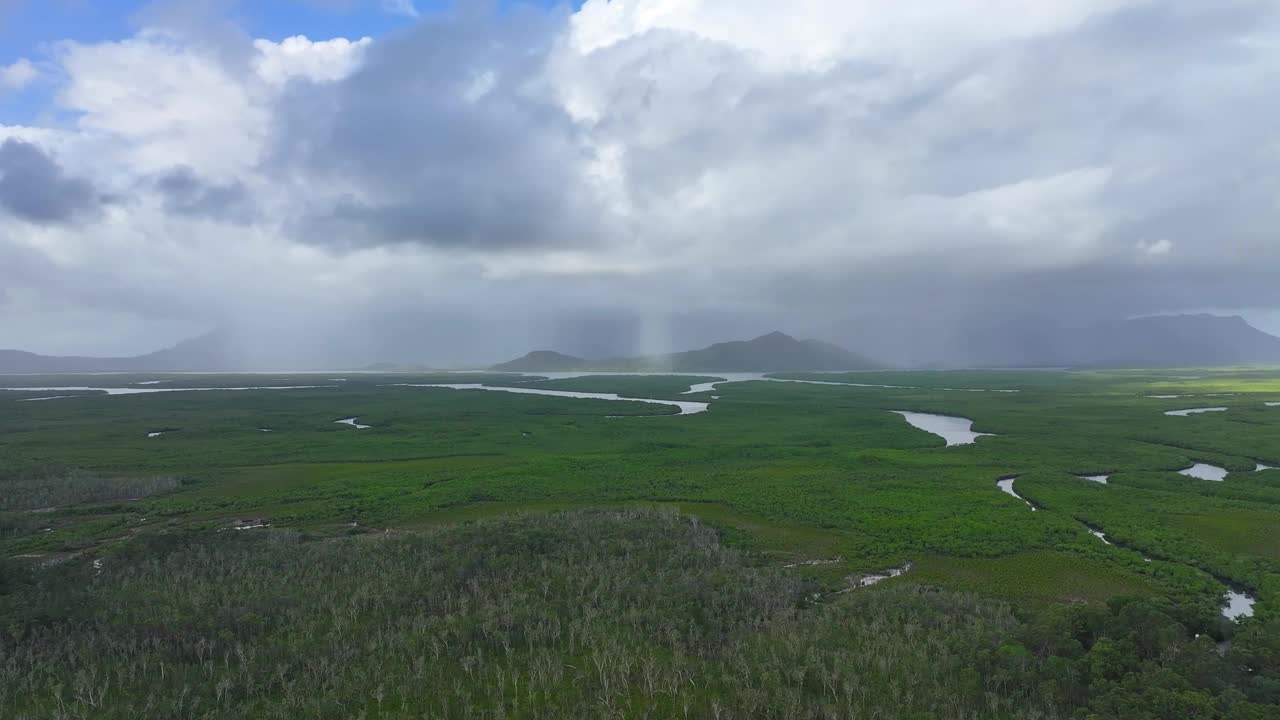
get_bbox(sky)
[1,0,1279,367]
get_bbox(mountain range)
[493,331,880,372]
[946,314,1280,369]
[0,332,236,374]
[494,316,1280,371]
[1092,314,1280,368]
[4,314,1280,373]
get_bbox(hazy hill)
[8,315,1278,374]
[628,331,879,372]
[491,351,590,372]
[0,332,236,374]
[951,314,1280,368]
[1093,314,1280,368]
[492,332,880,372]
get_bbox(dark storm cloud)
[0,139,101,224]
[584,0,1280,335]
[271,5,607,251]
[154,166,257,224]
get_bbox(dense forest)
[2,510,1277,719]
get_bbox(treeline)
[1,510,1277,719]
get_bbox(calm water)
[894,411,993,446]
[400,384,710,416]
[1179,463,1228,481]
[512,372,1030,395]
[1223,590,1256,620]
[1164,407,1228,417]
[769,379,1017,393]
[681,374,769,394]
[996,476,1037,511]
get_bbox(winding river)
[1087,528,1112,545]
[1165,407,1228,417]
[397,384,710,416]
[996,476,1037,511]
[678,374,1021,395]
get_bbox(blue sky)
[0,0,579,67]
[4,1,433,56]
[0,0,576,124]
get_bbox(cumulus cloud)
[55,32,269,178]
[1,0,1280,363]
[254,35,371,86]
[0,139,101,223]
[0,58,37,90]
[568,0,1140,71]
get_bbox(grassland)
[2,368,1280,717]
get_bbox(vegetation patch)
[3,510,1274,719]
[0,467,181,512]
[5,368,1280,717]
[911,551,1164,604]
[1168,510,1280,560]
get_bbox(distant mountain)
[898,313,1280,369]
[1091,315,1280,368]
[492,332,880,372]
[624,331,879,372]
[10,315,1274,375]
[491,351,590,372]
[0,331,237,374]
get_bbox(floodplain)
[3,367,1279,718]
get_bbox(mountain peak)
[752,331,798,343]
[657,331,879,371]
[490,350,588,372]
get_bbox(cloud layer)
[1,0,1279,363]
